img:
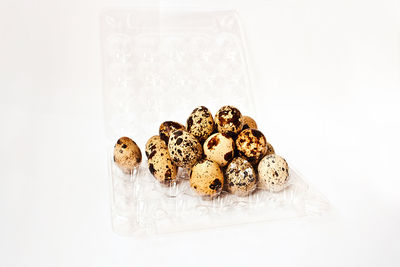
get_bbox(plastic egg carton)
[101,8,330,236]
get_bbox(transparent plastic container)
[101,8,330,236]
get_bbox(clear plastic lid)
[101,8,330,236]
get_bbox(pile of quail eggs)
[113,105,290,198]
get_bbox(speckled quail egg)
[145,135,166,158]
[225,157,257,197]
[190,159,224,198]
[266,142,275,156]
[168,130,203,168]
[159,121,185,144]
[186,106,214,142]
[113,137,142,173]
[236,129,267,165]
[203,133,235,167]
[258,154,290,192]
[144,135,177,184]
[242,116,258,130]
[214,105,243,136]
[147,146,177,184]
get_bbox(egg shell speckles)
[145,135,166,158]
[242,116,258,130]
[159,121,185,144]
[203,133,235,167]
[186,106,214,142]
[236,129,267,165]
[258,154,289,192]
[190,159,224,198]
[113,137,142,173]
[147,146,177,184]
[214,105,243,136]
[225,157,257,197]
[168,130,203,168]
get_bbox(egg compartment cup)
[101,8,331,236]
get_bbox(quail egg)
[145,135,166,158]
[258,154,289,192]
[159,121,185,144]
[242,116,258,130]
[147,146,177,184]
[214,105,243,136]
[190,159,224,198]
[236,129,267,165]
[186,106,214,142]
[168,130,203,168]
[203,133,235,167]
[225,157,257,197]
[145,135,177,184]
[266,142,275,155]
[113,137,142,173]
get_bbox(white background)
[1,0,399,266]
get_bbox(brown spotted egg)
[266,142,275,155]
[186,106,214,142]
[145,135,166,158]
[113,137,142,173]
[145,135,177,184]
[168,130,203,168]
[203,133,235,167]
[159,121,185,144]
[214,105,243,136]
[242,116,258,130]
[225,157,257,197]
[190,159,224,198]
[147,147,177,185]
[236,129,267,165]
[258,154,289,192]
